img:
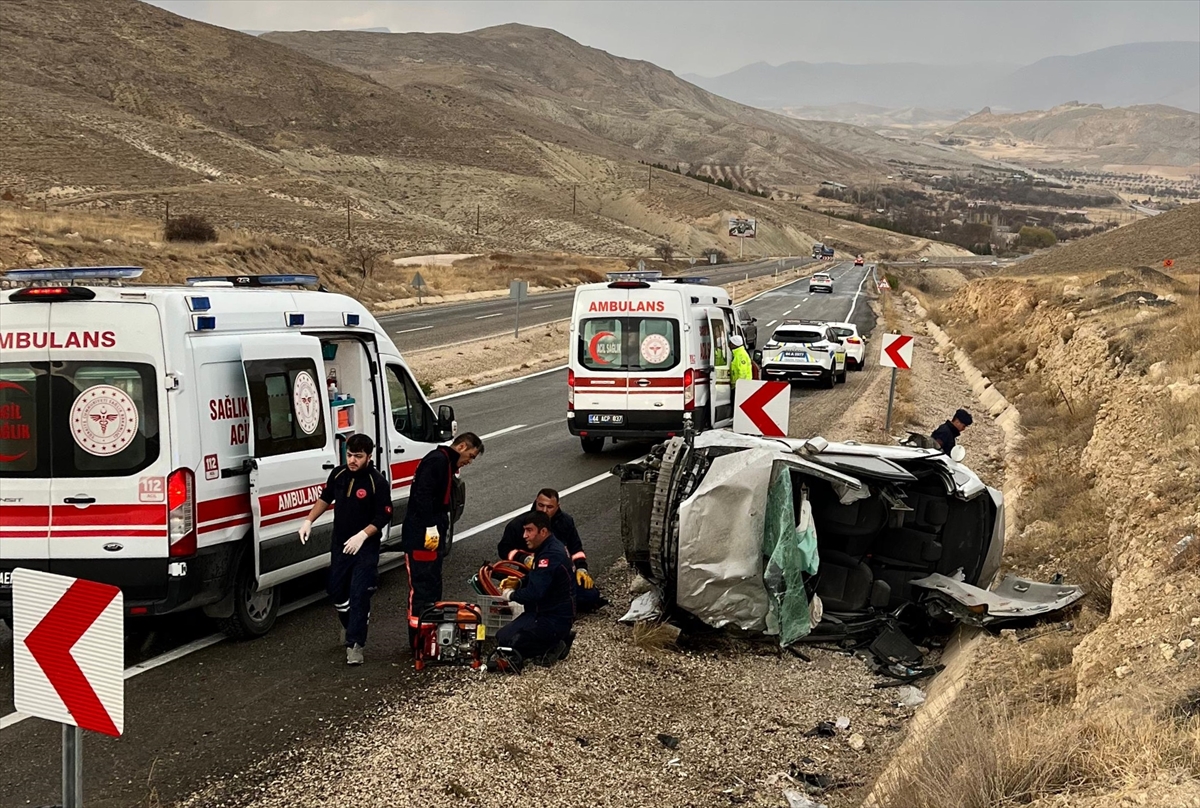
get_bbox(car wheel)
[838,362,847,384]
[218,553,279,639]
[581,436,605,454]
[823,368,835,389]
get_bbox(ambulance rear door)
[572,286,629,427]
[45,301,172,600]
[240,334,336,588]
[0,300,51,591]
[622,286,687,422]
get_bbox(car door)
[241,334,336,589]
[382,358,448,537]
[708,311,733,425]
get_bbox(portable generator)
[413,602,486,671]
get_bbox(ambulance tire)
[219,554,279,639]
[581,436,605,454]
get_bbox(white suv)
[760,322,847,388]
[825,321,866,370]
[808,273,833,293]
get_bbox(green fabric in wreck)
[762,465,821,646]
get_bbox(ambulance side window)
[244,358,326,458]
[385,364,433,443]
[0,362,49,478]
[711,317,729,367]
[52,361,160,477]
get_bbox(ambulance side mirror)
[437,405,457,441]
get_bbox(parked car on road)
[825,321,866,370]
[757,321,846,387]
[735,305,758,350]
[808,272,833,293]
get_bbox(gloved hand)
[500,588,516,602]
[500,576,521,592]
[424,526,440,551]
[343,530,369,555]
[298,519,312,545]
[575,569,594,589]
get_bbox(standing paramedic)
[489,511,576,674]
[299,433,392,667]
[931,408,973,456]
[401,432,485,649]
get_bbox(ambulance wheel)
[218,556,279,639]
[581,436,605,454]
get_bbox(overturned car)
[616,431,1082,644]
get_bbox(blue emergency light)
[2,266,144,282]
[187,296,211,312]
[259,274,320,286]
[343,313,360,326]
[606,270,663,282]
[286,313,305,327]
[192,315,217,331]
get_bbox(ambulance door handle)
[636,379,650,387]
[322,462,336,470]
[63,496,96,505]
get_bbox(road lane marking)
[479,424,527,441]
[532,304,553,310]
[845,265,872,322]
[395,325,434,335]
[475,312,504,320]
[766,320,777,327]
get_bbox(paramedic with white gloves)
[299,433,392,666]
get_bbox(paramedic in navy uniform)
[299,433,392,666]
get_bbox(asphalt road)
[0,261,876,807]
[377,256,817,351]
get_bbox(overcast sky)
[150,0,1200,76]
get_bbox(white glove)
[500,588,516,601]
[343,530,369,555]
[298,519,312,545]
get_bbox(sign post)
[509,280,528,338]
[13,568,124,808]
[733,380,790,437]
[411,271,426,305]
[878,333,914,431]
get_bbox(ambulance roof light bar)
[184,274,320,288]
[669,276,711,285]
[0,266,143,288]
[606,270,662,282]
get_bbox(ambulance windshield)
[579,317,679,372]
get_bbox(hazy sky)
[150,0,1200,76]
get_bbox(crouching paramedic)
[401,432,484,649]
[299,433,392,666]
[498,488,606,612]
[490,511,575,672]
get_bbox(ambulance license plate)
[588,414,625,425]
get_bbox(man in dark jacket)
[300,433,392,666]
[931,408,973,456]
[498,488,606,612]
[489,511,576,674]
[400,432,484,649]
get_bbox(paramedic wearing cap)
[401,432,484,649]
[493,511,575,670]
[729,334,753,389]
[498,488,606,613]
[931,409,973,456]
[299,433,392,666]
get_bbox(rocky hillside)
[0,0,962,259]
[949,103,1200,168]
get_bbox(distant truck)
[811,243,835,260]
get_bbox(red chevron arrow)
[884,334,913,370]
[740,381,788,437]
[23,578,121,736]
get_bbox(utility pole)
[572,185,577,215]
[164,200,170,227]
[346,199,351,240]
[475,204,480,235]
[648,166,652,192]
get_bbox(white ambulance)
[0,267,456,637]
[567,272,743,453]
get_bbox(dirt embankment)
[884,248,1200,807]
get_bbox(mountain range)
[685,41,1200,114]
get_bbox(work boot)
[561,631,577,660]
[534,640,568,667]
[346,644,364,666]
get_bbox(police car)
[757,321,847,388]
[0,267,457,637]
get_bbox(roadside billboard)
[728,218,757,239]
